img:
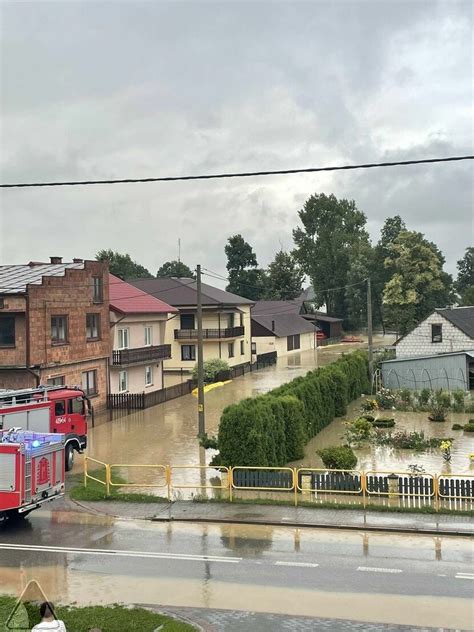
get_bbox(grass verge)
[68,472,169,504]
[0,596,195,631]
[191,495,474,517]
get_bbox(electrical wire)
[1,155,472,189]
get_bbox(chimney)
[271,320,275,332]
[50,256,62,264]
[73,258,83,263]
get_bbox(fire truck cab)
[0,429,65,521]
[0,386,90,471]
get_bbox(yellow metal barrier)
[169,465,230,499]
[230,466,296,503]
[109,464,170,499]
[84,456,110,496]
[296,468,363,495]
[365,470,435,498]
[437,474,474,501]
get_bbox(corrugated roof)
[436,306,474,339]
[127,277,254,307]
[252,313,317,338]
[109,274,177,315]
[0,263,85,294]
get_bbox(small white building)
[396,306,474,358]
[251,301,317,356]
[109,274,177,394]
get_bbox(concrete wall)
[164,305,252,374]
[397,311,473,358]
[382,354,470,391]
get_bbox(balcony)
[174,326,245,341]
[111,344,172,366]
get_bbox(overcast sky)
[0,0,472,284]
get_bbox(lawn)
[68,471,169,503]
[0,596,195,631]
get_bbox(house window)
[47,375,65,386]
[82,369,98,396]
[181,345,196,361]
[92,276,103,303]
[86,313,100,340]
[287,334,300,351]
[432,324,443,343]
[145,365,153,386]
[118,370,128,393]
[251,341,257,354]
[240,313,244,327]
[51,315,68,344]
[144,326,152,346]
[240,340,245,355]
[180,314,195,329]
[117,328,129,349]
[0,315,15,347]
[227,313,235,328]
[228,342,234,358]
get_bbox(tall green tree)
[382,231,452,334]
[371,215,407,331]
[225,234,266,300]
[293,193,369,320]
[96,249,153,278]
[157,260,195,278]
[456,247,474,300]
[345,243,374,330]
[265,251,304,300]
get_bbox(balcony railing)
[112,344,172,366]
[174,326,245,340]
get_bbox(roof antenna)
[178,238,181,263]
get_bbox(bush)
[360,414,375,422]
[452,423,465,431]
[464,422,474,433]
[452,390,465,413]
[371,418,395,428]
[344,417,373,446]
[192,358,229,383]
[317,446,357,470]
[428,406,447,422]
[418,388,431,406]
[216,350,369,466]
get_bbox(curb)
[151,515,474,537]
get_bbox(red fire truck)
[0,429,65,521]
[0,386,91,471]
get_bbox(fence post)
[84,457,88,488]
[229,467,233,503]
[294,468,298,507]
[105,464,110,497]
[434,475,439,512]
[361,471,367,508]
[166,465,171,501]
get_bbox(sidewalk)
[72,498,474,535]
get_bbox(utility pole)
[367,277,374,392]
[196,264,205,436]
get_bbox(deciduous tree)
[265,251,304,300]
[225,234,266,300]
[157,260,195,278]
[96,250,153,278]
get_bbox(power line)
[1,155,472,189]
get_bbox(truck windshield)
[68,397,85,415]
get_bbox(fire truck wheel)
[65,443,75,471]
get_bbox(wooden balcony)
[111,344,172,366]
[174,326,245,341]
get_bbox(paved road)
[0,506,472,630]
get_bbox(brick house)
[395,306,474,358]
[0,258,110,412]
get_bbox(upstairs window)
[47,375,65,387]
[0,315,15,347]
[51,315,68,344]
[92,276,103,303]
[431,324,443,343]
[117,328,129,349]
[180,314,195,329]
[144,326,152,346]
[86,313,100,340]
[228,342,234,358]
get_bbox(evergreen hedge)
[216,350,370,467]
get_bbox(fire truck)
[0,429,65,521]
[0,385,91,471]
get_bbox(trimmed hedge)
[216,350,370,467]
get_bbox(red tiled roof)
[109,274,177,314]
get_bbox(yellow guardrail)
[438,474,474,501]
[365,470,435,498]
[84,456,110,496]
[109,464,170,499]
[82,460,474,506]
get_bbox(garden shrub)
[418,388,431,406]
[193,358,230,383]
[216,350,370,466]
[452,390,465,413]
[317,446,358,470]
[428,406,447,422]
[452,423,465,431]
[464,422,474,433]
[371,418,395,428]
[434,389,452,410]
[344,417,373,446]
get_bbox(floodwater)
[292,402,474,475]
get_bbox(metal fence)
[83,461,474,510]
